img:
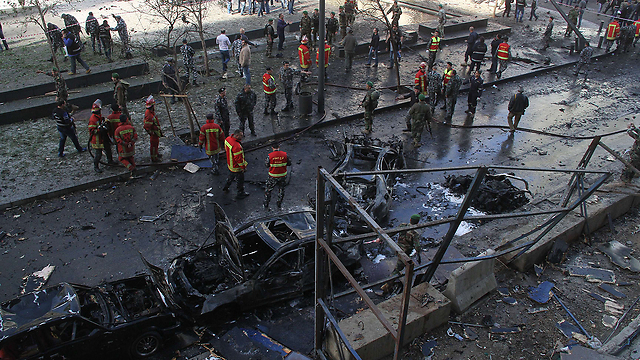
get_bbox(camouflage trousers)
[395,242,415,272]
[364,110,373,131]
[411,122,424,145]
[622,153,640,181]
[445,97,457,121]
[184,62,198,84]
[264,176,287,207]
[266,39,274,57]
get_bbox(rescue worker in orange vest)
[88,99,113,173]
[415,62,428,96]
[199,113,226,175]
[105,103,122,163]
[605,19,620,52]
[298,36,311,82]
[633,20,639,46]
[143,95,163,162]
[114,114,137,175]
[316,41,331,81]
[496,37,511,79]
[263,67,278,115]
[264,142,292,209]
[440,61,453,110]
[427,30,441,70]
[223,129,250,199]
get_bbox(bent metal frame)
[314,139,615,360]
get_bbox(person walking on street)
[339,6,348,39]
[235,85,257,135]
[427,64,442,112]
[143,95,163,163]
[264,143,292,209]
[605,18,621,52]
[326,12,339,45]
[620,23,636,51]
[231,35,244,77]
[223,130,250,199]
[366,28,380,67]
[503,0,513,17]
[408,94,432,147]
[47,23,64,59]
[489,33,502,73]
[565,6,579,36]
[277,14,290,53]
[426,30,441,69]
[466,70,483,115]
[86,12,101,54]
[462,26,478,66]
[530,0,539,20]
[61,13,81,39]
[361,81,379,134]
[578,0,587,27]
[63,29,91,75]
[217,29,232,79]
[469,36,487,72]
[542,16,554,50]
[239,40,251,85]
[441,61,453,109]
[88,100,113,173]
[199,113,225,175]
[394,214,421,273]
[622,123,640,181]
[114,114,137,174]
[112,73,129,119]
[507,88,529,132]
[111,15,132,58]
[341,28,358,72]
[181,39,198,86]
[388,0,403,27]
[398,85,422,131]
[264,19,276,57]
[573,42,593,76]
[99,20,113,62]
[437,4,446,37]
[415,62,428,95]
[53,100,86,157]
[387,25,403,69]
[263,67,278,115]
[162,57,178,104]
[214,87,231,137]
[515,0,526,22]
[496,37,511,79]
[0,21,9,51]
[444,70,461,122]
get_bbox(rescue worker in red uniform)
[298,36,311,81]
[316,41,331,81]
[634,20,640,46]
[605,19,621,52]
[264,142,292,209]
[223,129,250,199]
[143,95,163,162]
[415,62,427,96]
[88,99,113,173]
[199,113,226,175]
[105,103,122,163]
[263,67,278,115]
[114,114,137,174]
[440,61,453,109]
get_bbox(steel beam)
[315,167,328,354]
[318,298,362,360]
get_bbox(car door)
[40,319,117,360]
[256,247,304,305]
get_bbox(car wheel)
[130,331,162,358]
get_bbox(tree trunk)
[198,17,210,76]
[37,2,60,73]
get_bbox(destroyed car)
[0,277,182,360]
[144,204,361,321]
[330,135,404,225]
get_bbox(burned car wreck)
[0,277,181,360]
[329,135,404,230]
[144,203,362,321]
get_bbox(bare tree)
[135,0,185,53]
[359,0,401,93]
[181,0,211,76]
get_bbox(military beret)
[418,94,426,101]
[410,214,421,221]
[112,72,120,79]
[331,11,336,14]
[303,10,308,14]
[366,81,374,87]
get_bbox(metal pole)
[318,0,326,114]
[394,257,413,360]
[315,167,327,354]
[422,166,488,283]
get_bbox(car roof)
[0,283,80,341]
[253,212,316,251]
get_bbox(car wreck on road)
[0,277,182,359]
[144,203,362,322]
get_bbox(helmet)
[145,95,155,108]
[91,99,102,112]
[301,35,309,43]
[420,62,427,68]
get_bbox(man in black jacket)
[53,100,86,157]
[507,88,529,132]
[235,84,257,136]
[469,36,487,72]
[488,34,502,73]
[462,26,478,66]
[365,28,380,67]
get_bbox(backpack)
[370,90,380,108]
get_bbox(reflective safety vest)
[443,68,453,85]
[268,150,289,177]
[316,44,331,67]
[263,73,276,94]
[497,42,510,60]
[88,113,104,149]
[415,69,427,93]
[607,21,620,40]
[633,20,639,37]
[298,44,311,69]
[429,36,440,52]
[114,123,137,157]
[199,120,224,155]
[106,111,122,138]
[225,136,247,172]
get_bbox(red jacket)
[114,122,137,157]
[143,109,162,137]
[415,69,427,93]
[268,150,290,177]
[106,111,122,138]
[298,44,311,69]
[88,113,104,149]
[224,135,247,172]
[199,119,225,155]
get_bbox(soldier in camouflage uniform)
[264,143,292,209]
[311,9,320,49]
[235,84,257,135]
[437,4,446,38]
[427,65,442,112]
[38,68,68,103]
[344,0,356,26]
[279,61,304,111]
[622,123,640,181]
[181,39,198,86]
[387,1,402,27]
[47,23,65,58]
[408,94,432,147]
[619,25,636,52]
[214,88,231,137]
[61,14,81,39]
[361,81,377,134]
[264,19,275,58]
[86,12,101,54]
[111,15,132,58]
[326,12,339,45]
[395,214,421,273]
[444,70,461,122]
[99,20,113,62]
[231,35,243,76]
[573,42,593,76]
[339,7,348,39]
[300,11,312,47]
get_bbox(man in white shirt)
[216,29,232,79]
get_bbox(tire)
[129,331,162,358]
